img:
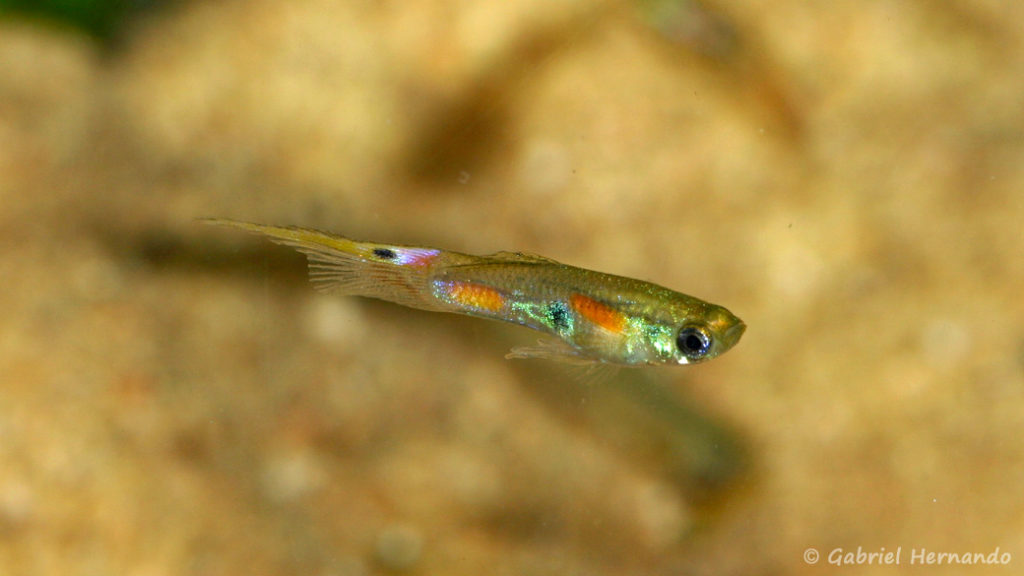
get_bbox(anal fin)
[506,339,596,366]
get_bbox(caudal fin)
[202,218,445,311]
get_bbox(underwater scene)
[1,1,1022,574]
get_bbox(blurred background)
[1,0,1023,574]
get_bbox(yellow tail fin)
[202,219,445,311]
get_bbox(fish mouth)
[719,319,746,350]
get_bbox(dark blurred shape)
[637,0,804,140]
[96,221,314,291]
[0,0,166,44]
[401,18,577,185]
[509,348,750,508]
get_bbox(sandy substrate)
[1,1,1022,574]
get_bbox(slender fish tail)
[202,219,445,311]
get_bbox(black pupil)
[684,334,704,352]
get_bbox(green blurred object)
[637,0,738,60]
[0,0,160,42]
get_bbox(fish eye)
[676,325,711,360]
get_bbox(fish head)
[644,303,745,365]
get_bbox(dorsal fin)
[487,251,561,264]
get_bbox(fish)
[203,219,745,366]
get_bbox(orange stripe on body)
[446,282,506,312]
[570,293,627,334]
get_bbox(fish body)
[204,219,745,366]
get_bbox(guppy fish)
[205,219,745,366]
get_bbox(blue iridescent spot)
[547,301,570,331]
